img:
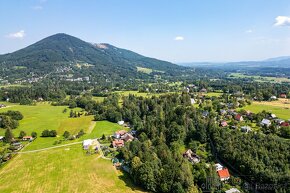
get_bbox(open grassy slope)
[242,102,290,120]
[0,102,93,150]
[0,144,145,193]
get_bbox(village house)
[83,139,93,150]
[225,188,241,193]
[234,114,243,122]
[200,88,207,93]
[261,118,271,127]
[114,130,127,139]
[215,163,224,171]
[183,149,200,164]
[190,98,196,105]
[112,139,124,148]
[274,119,284,125]
[217,168,231,181]
[280,122,290,127]
[22,136,34,141]
[0,104,6,108]
[270,114,277,119]
[270,96,277,100]
[117,120,125,125]
[241,126,251,133]
[121,133,134,142]
[280,94,287,98]
[220,120,228,127]
[0,136,4,141]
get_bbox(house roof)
[217,168,230,178]
[83,139,93,146]
[261,118,271,125]
[113,139,124,147]
[235,114,243,120]
[115,130,127,136]
[23,136,33,139]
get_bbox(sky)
[0,0,290,63]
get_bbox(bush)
[41,130,57,137]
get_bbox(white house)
[261,119,271,127]
[241,126,251,133]
[0,136,4,141]
[190,98,196,105]
[117,120,124,125]
[225,188,241,193]
[215,163,223,171]
[83,139,93,150]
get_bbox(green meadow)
[0,144,145,193]
[242,103,290,120]
[0,102,93,150]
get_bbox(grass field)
[0,102,94,150]
[242,101,290,120]
[0,144,145,193]
[86,121,128,139]
[229,73,290,83]
[205,92,223,97]
[136,67,153,74]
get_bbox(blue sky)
[1,0,290,62]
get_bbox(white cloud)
[274,16,290,27]
[245,29,253,33]
[6,30,25,39]
[32,5,43,10]
[174,36,184,41]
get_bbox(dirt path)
[87,121,96,134]
[18,141,82,154]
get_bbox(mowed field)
[0,102,94,151]
[243,99,290,120]
[0,144,145,193]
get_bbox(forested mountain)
[0,33,183,79]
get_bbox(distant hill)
[180,56,290,69]
[0,33,182,79]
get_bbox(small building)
[215,163,224,171]
[235,114,243,122]
[200,88,207,93]
[270,114,277,119]
[22,136,34,141]
[117,120,125,125]
[217,168,230,181]
[280,94,287,98]
[83,139,93,150]
[241,126,251,133]
[274,119,284,125]
[0,136,4,141]
[261,118,271,127]
[225,188,241,193]
[183,149,200,164]
[0,104,6,108]
[270,96,277,100]
[114,130,127,139]
[112,139,124,148]
[220,121,228,127]
[280,122,290,127]
[190,98,196,105]
[122,133,134,142]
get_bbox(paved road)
[18,141,82,154]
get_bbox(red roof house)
[280,122,290,127]
[280,94,287,98]
[112,139,124,148]
[235,114,243,122]
[22,136,33,141]
[217,168,231,181]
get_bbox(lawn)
[0,144,145,193]
[136,66,153,74]
[229,73,290,83]
[242,102,290,120]
[0,102,94,151]
[206,92,223,97]
[86,121,128,139]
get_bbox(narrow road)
[18,141,82,154]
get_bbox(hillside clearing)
[0,144,145,193]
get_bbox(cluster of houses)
[218,107,290,133]
[183,149,200,164]
[112,130,135,148]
